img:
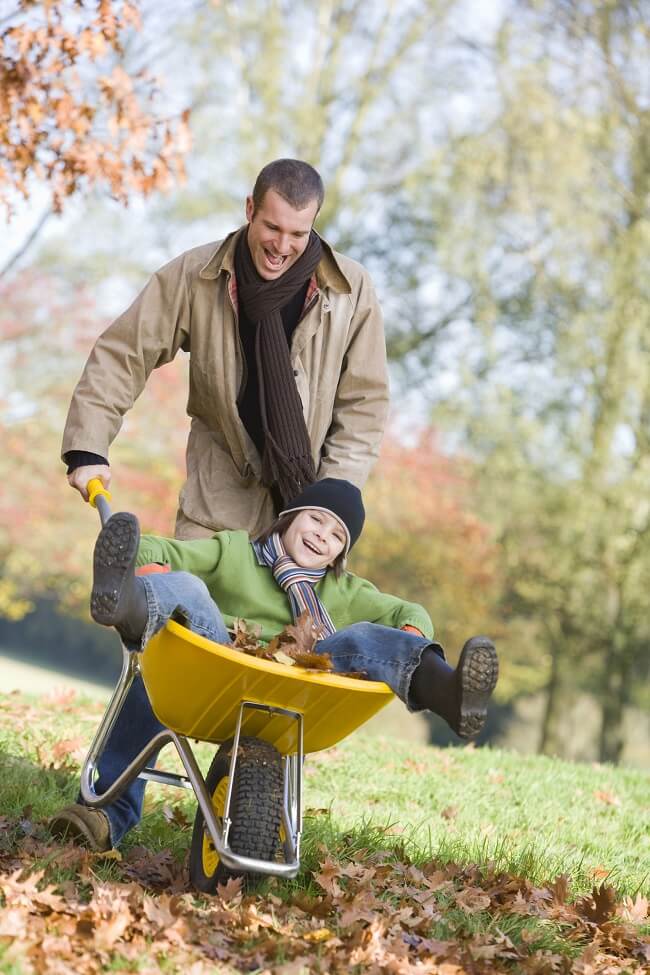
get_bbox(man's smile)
[263,248,288,270]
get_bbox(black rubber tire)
[189,736,284,893]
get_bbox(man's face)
[245,189,319,280]
[281,509,347,570]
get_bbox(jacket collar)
[198,226,352,294]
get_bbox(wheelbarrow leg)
[79,646,192,810]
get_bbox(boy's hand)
[401,625,424,637]
[136,564,171,576]
[68,464,111,501]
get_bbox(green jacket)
[137,530,433,644]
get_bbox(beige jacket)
[62,230,389,539]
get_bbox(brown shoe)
[49,803,112,852]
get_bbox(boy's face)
[281,509,347,570]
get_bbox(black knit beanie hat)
[280,478,365,554]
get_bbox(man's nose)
[276,233,290,254]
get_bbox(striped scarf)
[252,533,336,640]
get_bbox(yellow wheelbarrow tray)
[79,480,394,883]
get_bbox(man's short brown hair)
[252,159,325,214]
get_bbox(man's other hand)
[67,465,112,501]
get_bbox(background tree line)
[1,0,648,766]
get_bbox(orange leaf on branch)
[0,0,191,216]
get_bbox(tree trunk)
[538,629,573,757]
[598,631,631,765]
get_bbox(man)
[52,159,389,850]
[63,158,389,539]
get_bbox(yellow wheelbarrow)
[78,481,394,891]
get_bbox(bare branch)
[0,207,52,279]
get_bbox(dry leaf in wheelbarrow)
[268,612,333,671]
[231,618,268,656]
[234,611,362,675]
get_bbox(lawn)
[0,687,648,973]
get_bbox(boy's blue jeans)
[85,571,443,846]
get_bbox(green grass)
[0,689,647,899]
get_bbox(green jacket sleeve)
[344,574,434,639]
[136,531,230,583]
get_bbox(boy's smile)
[281,509,347,570]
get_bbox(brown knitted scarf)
[234,226,322,507]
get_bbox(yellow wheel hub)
[201,776,229,877]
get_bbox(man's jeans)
[85,571,441,846]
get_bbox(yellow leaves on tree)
[0,0,191,214]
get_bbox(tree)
[0,0,190,273]
[421,1,650,762]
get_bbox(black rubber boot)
[410,636,498,739]
[90,512,148,644]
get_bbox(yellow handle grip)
[87,478,112,508]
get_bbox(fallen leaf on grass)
[302,927,333,942]
[90,848,122,862]
[549,874,571,905]
[454,887,491,913]
[313,857,345,898]
[441,805,458,821]
[575,883,618,925]
[588,865,611,881]
[216,875,243,902]
[143,893,186,932]
[616,894,648,924]
[92,907,131,951]
[469,931,519,961]
[593,789,621,807]
[41,688,78,709]
[162,804,192,830]
[51,737,86,761]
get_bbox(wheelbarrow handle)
[87,477,112,527]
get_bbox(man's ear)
[245,195,254,222]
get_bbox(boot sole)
[90,512,140,627]
[49,807,111,852]
[457,637,498,739]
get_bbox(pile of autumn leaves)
[0,823,647,974]
[232,613,341,674]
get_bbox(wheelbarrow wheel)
[189,736,284,893]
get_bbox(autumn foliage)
[0,269,188,616]
[0,0,190,213]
